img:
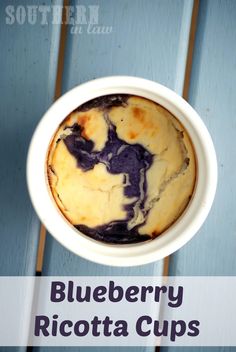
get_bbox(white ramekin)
[26,76,217,267]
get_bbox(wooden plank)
[162,0,236,350]
[169,0,236,275]
[0,0,62,275]
[38,0,194,350]
[0,0,62,350]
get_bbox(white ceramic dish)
[27,76,217,266]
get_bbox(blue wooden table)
[1,0,236,351]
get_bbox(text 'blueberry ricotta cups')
[27,77,217,266]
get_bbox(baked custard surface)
[47,95,196,244]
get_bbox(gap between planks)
[162,0,200,278]
[36,0,69,274]
[159,3,199,349]
[36,0,200,276]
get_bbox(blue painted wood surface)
[0,0,62,351]
[4,0,235,350]
[0,0,62,274]
[37,0,193,351]
[162,0,236,351]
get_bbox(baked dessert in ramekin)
[27,77,217,266]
